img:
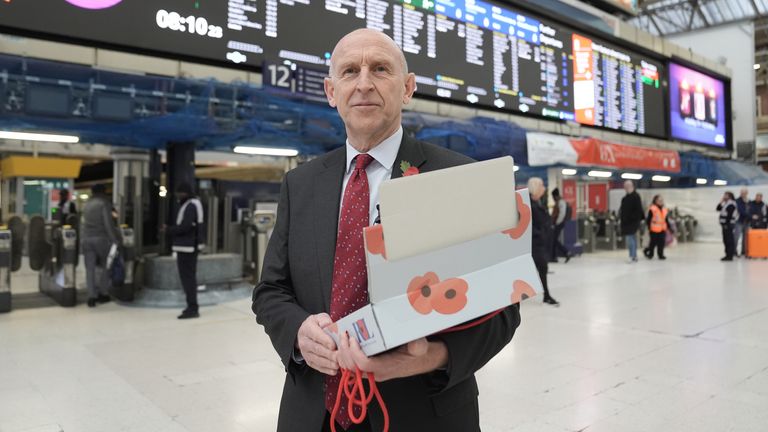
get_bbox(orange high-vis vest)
[649,204,668,233]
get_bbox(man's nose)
[355,68,375,92]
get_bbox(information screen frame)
[0,0,678,140]
[667,57,732,150]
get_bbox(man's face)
[741,189,748,199]
[757,193,764,203]
[325,30,416,145]
[623,181,633,193]
[176,192,189,202]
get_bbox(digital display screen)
[0,0,665,137]
[668,62,728,148]
[26,85,71,116]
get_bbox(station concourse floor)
[1,242,767,432]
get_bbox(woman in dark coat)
[619,180,645,263]
[528,177,559,306]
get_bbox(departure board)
[0,0,667,137]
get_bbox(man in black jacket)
[529,177,559,306]
[619,180,645,263]
[164,183,205,319]
[252,29,521,432]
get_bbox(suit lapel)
[314,148,346,312]
[390,134,427,180]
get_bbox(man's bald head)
[329,29,408,77]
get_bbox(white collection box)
[326,156,542,356]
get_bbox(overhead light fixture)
[652,175,671,182]
[79,194,89,200]
[696,178,708,185]
[621,173,643,180]
[561,168,577,176]
[755,64,761,70]
[0,131,79,143]
[587,170,612,178]
[714,179,728,186]
[513,165,520,172]
[233,146,299,157]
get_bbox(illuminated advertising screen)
[668,62,728,148]
[0,0,666,138]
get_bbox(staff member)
[735,188,749,256]
[164,183,205,319]
[56,188,77,224]
[644,195,670,260]
[252,29,521,432]
[718,192,739,261]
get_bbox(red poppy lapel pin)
[400,160,420,177]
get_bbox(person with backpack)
[619,180,645,263]
[550,188,572,263]
[163,183,205,319]
[718,191,739,261]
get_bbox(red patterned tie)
[325,153,374,429]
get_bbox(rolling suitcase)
[746,229,768,259]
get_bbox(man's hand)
[296,313,339,376]
[337,332,448,382]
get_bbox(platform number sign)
[264,62,296,93]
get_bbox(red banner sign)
[569,138,681,173]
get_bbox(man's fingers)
[315,313,333,327]
[307,321,337,351]
[308,352,339,373]
[349,335,373,371]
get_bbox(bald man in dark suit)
[252,29,521,432]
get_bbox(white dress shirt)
[341,127,403,225]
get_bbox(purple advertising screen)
[669,62,728,148]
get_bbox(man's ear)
[402,73,416,105]
[324,77,337,108]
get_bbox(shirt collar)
[345,127,403,174]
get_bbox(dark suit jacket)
[530,197,553,264]
[252,134,522,432]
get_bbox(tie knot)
[354,154,374,171]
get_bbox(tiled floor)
[1,242,767,432]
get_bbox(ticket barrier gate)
[596,214,619,251]
[243,210,276,282]
[29,215,79,307]
[0,217,27,313]
[578,215,598,253]
[111,226,136,302]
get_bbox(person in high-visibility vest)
[643,195,671,260]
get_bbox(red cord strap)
[330,368,390,432]
[329,309,504,431]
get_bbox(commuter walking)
[619,180,645,263]
[717,192,739,261]
[734,188,749,256]
[550,188,572,263]
[81,184,121,307]
[643,195,670,260]
[164,183,205,319]
[529,177,559,306]
[748,193,767,229]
